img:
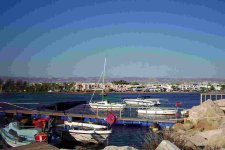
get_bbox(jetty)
[6,142,59,150]
[200,93,225,104]
[0,102,179,127]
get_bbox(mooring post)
[146,107,147,119]
[216,94,218,100]
[119,107,121,119]
[129,106,131,117]
[200,93,202,104]
[210,94,212,100]
[96,106,99,120]
[204,93,206,102]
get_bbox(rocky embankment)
[169,99,225,149]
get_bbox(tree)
[210,85,215,91]
[200,87,207,93]
[130,81,139,85]
[112,80,129,85]
[171,85,178,91]
[0,78,3,92]
[3,79,15,92]
[221,85,225,91]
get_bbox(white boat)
[123,96,165,106]
[89,58,126,110]
[137,107,178,115]
[89,100,126,110]
[0,122,41,147]
[64,121,112,144]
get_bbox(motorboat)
[137,107,178,115]
[63,121,112,144]
[89,58,126,110]
[123,96,167,106]
[0,122,41,147]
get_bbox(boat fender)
[106,113,118,125]
[35,132,47,142]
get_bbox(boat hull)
[64,121,111,144]
[137,109,177,115]
[123,98,161,106]
[66,130,111,144]
[0,129,31,147]
[89,103,126,110]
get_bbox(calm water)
[0,92,200,149]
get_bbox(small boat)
[137,107,178,115]
[63,121,112,144]
[0,122,42,147]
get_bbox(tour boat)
[89,58,126,110]
[137,107,178,115]
[0,122,41,147]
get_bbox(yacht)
[89,58,126,110]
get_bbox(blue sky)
[0,0,225,78]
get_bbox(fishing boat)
[89,58,126,110]
[0,122,42,147]
[137,107,178,115]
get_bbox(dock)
[5,142,59,150]
[0,102,180,127]
[200,93,225,104]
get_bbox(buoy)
[106,113,118,125]
[175,102,182,107]
[35,132,47,142]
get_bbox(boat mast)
[102,57,107,97]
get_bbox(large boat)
[0,122,41,147]
[123,96,167,106]
[89,58,126,110]
[137,107,178,115]
[63,121,112,144]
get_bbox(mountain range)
[0,76,224,84]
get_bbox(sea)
[0,92,200,149]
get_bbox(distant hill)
[0,76,224,83]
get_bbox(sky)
[0,0,225,78]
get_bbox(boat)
[137,107,178,115]
[63,121,112,144]
[89,58,126,110]
[0,122,42,147]
[89,95,126,110]
[123,96,167,106]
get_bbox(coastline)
[0,91,200,95]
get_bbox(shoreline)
[0,91,200,95]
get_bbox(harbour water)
[0,92,200,149]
